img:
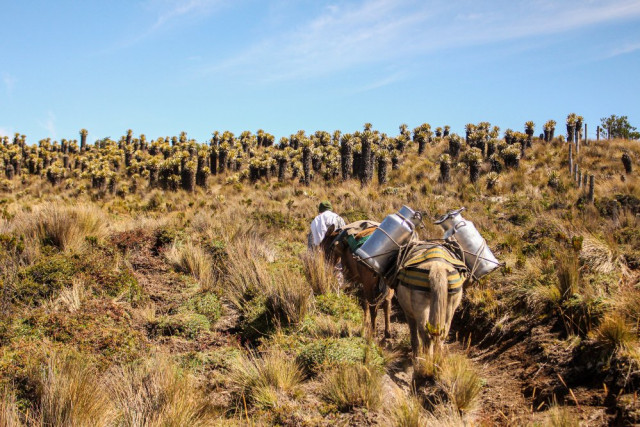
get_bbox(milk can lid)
[434,207,465,225]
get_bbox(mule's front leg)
[369,304,378,336]
[360,296,375,338]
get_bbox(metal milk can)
[355,205,422,275]
[434,207,500,279]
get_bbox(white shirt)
[310,210,346,246]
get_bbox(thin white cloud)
[608,41,640,57]
[103,0,228,52]
[351,70,408,94]
[149,0,224,32]
[3,73,16,95]
[38,112,57,139]
[203,0,640,82]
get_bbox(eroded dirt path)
[377,308,612,425]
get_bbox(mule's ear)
[326,224,335,234]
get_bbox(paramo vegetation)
[0,113,639,425]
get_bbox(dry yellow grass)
[228,351,304,409]
[320,363,383,412]
[0,387,23,427]
[9,203,107,259]
[436,353,483,413]
[105,355,215,426]
[33,353,115,427]
[301,247,341,295]
[166,240,214,289]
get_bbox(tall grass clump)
[388,393,427,427]
[228,351,304,409]
[12,203,107,255]
[556,251,580,299]
[166,240,214,289]
[436,354,483,413]
[422,401,466,426]
[594,314,637,354]
[33,353,115,427]
[320,363,383,412]
[413,351,443,380]
[223,233,274,311]
[268,269,312,325]
[0,387,23,427]
[105,356,213,427]
[545,403,581,427]
[301,248,341,295]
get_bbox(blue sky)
[1,0,639,144]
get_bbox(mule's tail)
[428,263,449,349]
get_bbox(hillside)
[0,124,639,425]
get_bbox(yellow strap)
[397,269,464,290]
[405,247,466,269]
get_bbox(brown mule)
[320,224,394,339]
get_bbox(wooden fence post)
[578,170,582,188]
[597,126,600,141]
[588,175,595,203]
[584,124,588,146]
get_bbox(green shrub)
[182,292,222,324]
[297,337,383,373]
[150,313,211,339]
[315,293,362,323]
[341,209,370,223]
[239,295,274,342]
[251,211,305,231]
[16,254,78,305]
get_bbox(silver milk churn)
[354,205,421,275]
[434,207,500,279]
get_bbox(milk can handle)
[454,221,466,231]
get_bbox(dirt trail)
[377,309,612,425]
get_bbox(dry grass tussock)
[269,268,312,325]
[222,232,312,325]
[301,247,341,295]
[580,236,619,275]
[0,387,23,427]
[32,352,115,427]
[228,351,304,409]
[222,232,276,310]
[320,363,383,412]
[436,353,483,413]
[543,403,582,427]
[52,278,87,313]
[422,400,467,426]
[593,314,638,353]
[10,203,107,257]
[166,240,214,289]
[387,392,428,427]
[556,250,581,299]
[105,355,216,427]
